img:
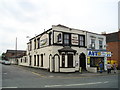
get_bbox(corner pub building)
[18,24,111,73]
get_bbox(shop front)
[87,50,112,71]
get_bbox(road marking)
[45,81,109,87]
[32,72,44,77]
[2,87,18,88]
[3,73,7,74]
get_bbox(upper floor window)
[30,41,32,51]
[99,40,103,49]
[64,33,70,45]
[37,38,40,49]
[57,33,62,42]
[49,32,52,45]
[79,35,85,46]
[34,39,36,49]
[91,39,95,49]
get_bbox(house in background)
[19,24,111,73]
[103,30,120,69]
[5,50,26,64]
[87,32,111,72]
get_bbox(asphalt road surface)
[1,64,119,88]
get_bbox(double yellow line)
[31,72,45,77]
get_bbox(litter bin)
[79,67,82,73]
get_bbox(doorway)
[79,53,86,70]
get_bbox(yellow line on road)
[31,72,44,77]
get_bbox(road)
[1,64,119,89]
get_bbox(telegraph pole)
[15,37,17,64]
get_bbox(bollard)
[79,67,82,73]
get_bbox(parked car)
[4,61,11,65]
[0,60,2,63]
[2,60,6,64]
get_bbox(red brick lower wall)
[107,42,120,69]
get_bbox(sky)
[0,0,119,54]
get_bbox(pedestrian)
[113,62,117,73]
[107,62,112,74]
[99,62,103,73]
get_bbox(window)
[25,57,27,63]
[37,55,39,66]
[29,56,32,66]
[41,54,43,67]
[64,33,70,45]
[68,54,73,68]
[21,59,22,63]
[91,39,95,49]
[90,57,104,69]
[49,32,52,45]
[57,33,62,42]
[34,55,36,66]
[30,41,32,51]
[79,35,85,46]
[37,38,40,49]
[62,54,65,67]
[99,40,103,49]
[34,40,36,49]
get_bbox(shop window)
[62,54,65,67]
[90,57,104,68]
[99,40,103,49]
[79,35,85,46]
[64,33,70,45]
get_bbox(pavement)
[14,65,120,79]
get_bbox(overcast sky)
[0,0,119,54]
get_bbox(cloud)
[0,0,118,54]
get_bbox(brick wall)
[105,31,120,69]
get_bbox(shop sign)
[40,38,48,47]
[71,34,78,45]
[87,57,90,64]
[88,51,111,57]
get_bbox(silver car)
[4,61,11,65]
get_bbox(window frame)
[79,35,85,47]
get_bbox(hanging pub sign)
[71,34,78,45]
[88,51,112,57]
[40,38,48,47]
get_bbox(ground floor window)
[62,54,65,67]
[61,54,74,68]
[90,57,104,69]
[68,54,73,68]
[29,56,32,66]
[37,55,39,66]
[41,54,43,67]
[34,55,36,66]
